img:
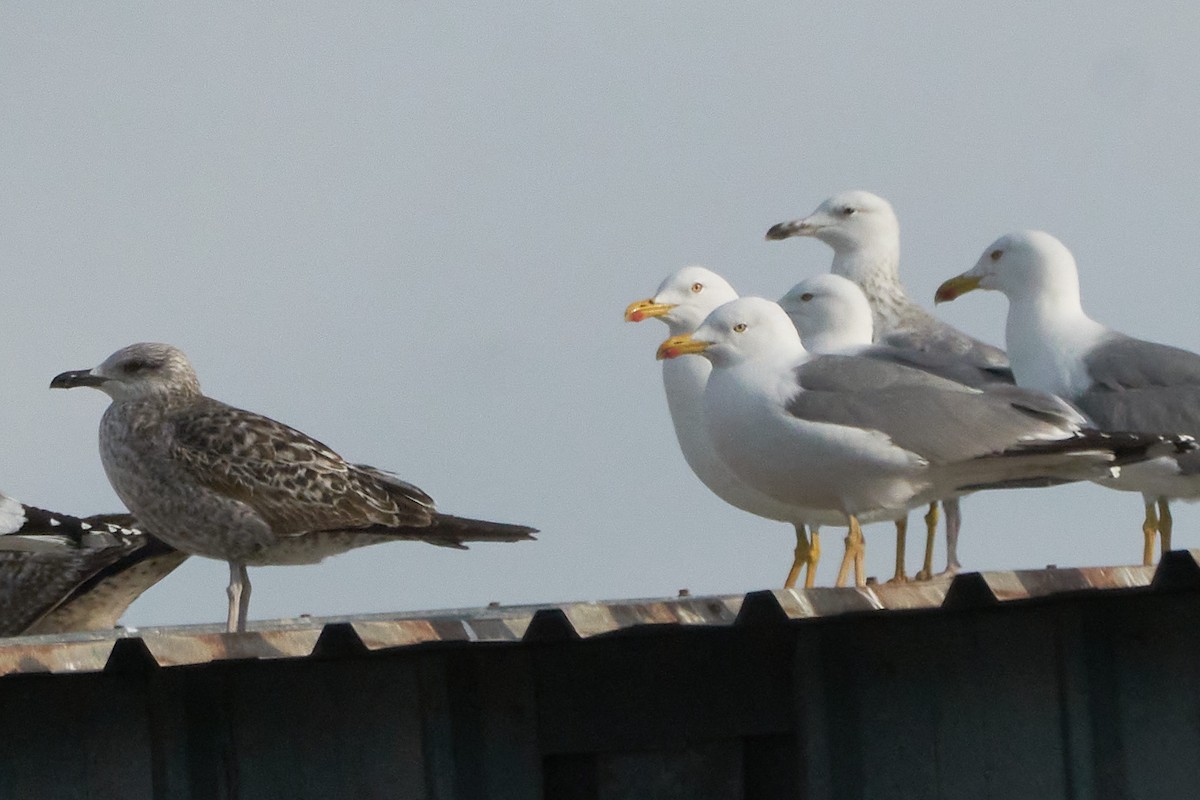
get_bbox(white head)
[936,230,1083,309]
[658,297,804,369]
[51,342,202,403]
[778,274,874,354]
[766,190,900,256]
[625,265,740,336]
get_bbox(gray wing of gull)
[785,355,1078,465]
[1077,334,1200,474]
[877,303,1012,380]
[859,342,1013,389]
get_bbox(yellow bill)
[656,334,710,360]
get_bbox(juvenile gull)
[627,267,906,587]
[767,190,1013,575]
[51,343,537,632]
[657,297,1192,585]
[0,492,185,635]
[937,230,1200,564]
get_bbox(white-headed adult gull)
[627,267,925,587]
[656,297,1193,585]
[937,230,1200,564]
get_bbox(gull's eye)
[690,282,704,293]
[122,359,156,374]
[990,249,1003,261]
[733,323,747,333]
[800,292,814,301]
[841,207,856,216]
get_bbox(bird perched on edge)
[936,230,1200,565]
[627,266,910,588]
[51,342,537,633]
[0,492,186,636]
[657,297,1194,586]
[626,266,823,588]
[767,190,1013,577]
[779,273,1057,581]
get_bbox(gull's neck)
[828,235,902,289]
[799,323,872,356]
[1003,281,1106,397]
[827,236,912,335]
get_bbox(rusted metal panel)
[0,555,1192,680]
[1,555,1200,798]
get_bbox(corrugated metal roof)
[0,552,1189,678]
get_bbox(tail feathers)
[350,513,537,549]
[1010,430,1196,466]
[957,431,1197,492]
[425,513,538,546]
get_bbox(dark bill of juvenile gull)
[51,342,537,633]
[937,230,1200,565]
[657,297,1194,586]
[766,190,1013,577]
[0,492,186,635]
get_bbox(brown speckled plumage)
[53,342,536,631]
[0,495,186,635]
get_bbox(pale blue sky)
[4,4,1200,626]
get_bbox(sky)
[4,4,1200,627]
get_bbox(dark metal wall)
[1,560,1199,799]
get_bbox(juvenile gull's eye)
[842,207,856,216]
[123,360,156,374]
[800,293,814,301]
[990,249,1003,261]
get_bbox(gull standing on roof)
[656,297,1191,586]
[626,267,821,587]
[627,267,911,588]
[0,492,186,635]
[51,343,537,632]
[767,190,1013,576]
[780,274,1095,581]
[937,230,1200,565]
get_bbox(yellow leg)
[784,525,810,589]
[1142,501,1158,567]
[890,516,909,583]
[1158,498,1173,557]
[914,502,938,581]
[806,528,821,589]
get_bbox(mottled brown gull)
[767,190,1012,576]
[51,342,537,632]
[0,492,185,635]
[937,230,1200,565]
[657,298,1194,585]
